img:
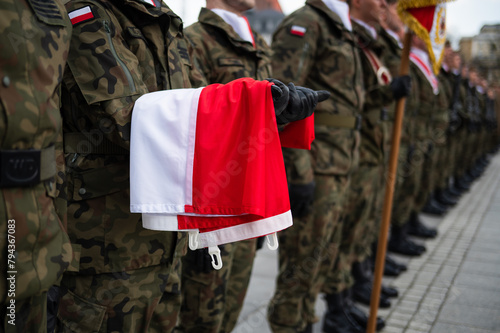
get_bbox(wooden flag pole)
[367,30,413,333]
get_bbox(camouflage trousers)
[321,164,382,295]
[434,143,451,191]
[268,174,349,333]
[56,250,184,333]
[178,238,257,333]
[453,127,469,178]
[392,142,426,227]
[414,143,439,212]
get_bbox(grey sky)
[165,0,500,45]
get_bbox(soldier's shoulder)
[184,22,205,39]
[282,5,321,27]
[276,5,322,38]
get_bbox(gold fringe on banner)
[397,0,456,74]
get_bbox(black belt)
[0,146,56,188]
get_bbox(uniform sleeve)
[185,33,210,88]
[271,16,317,185]
[271,16,318,87]
[63,1,149,148]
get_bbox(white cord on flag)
[188,230,199,250]
[208,245,223,270]
[266,232,279,250]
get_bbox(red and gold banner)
[398,0,455,74]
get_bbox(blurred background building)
[244,0,284,44]
[460,24,500,82]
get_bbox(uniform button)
[2,76,10,87]
[79,188,87,195]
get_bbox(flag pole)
[367,30,413,333]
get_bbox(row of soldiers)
[1,0,499,333]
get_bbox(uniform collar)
[385,29,402,48]
[210,8,255,46]
[321,0,352,31]
[352,18,377,39]
[306,0,352,33]
[199,8,256,48]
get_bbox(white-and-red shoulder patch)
[290,25,306,37]
[68,6,94,25]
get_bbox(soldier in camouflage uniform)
[320,1,413,331]
[388,35,444,257]
[55,1,324,331]
[178,2,272,332]
[55,1,205,332]
[405,36,449,221]
[267,1,365,332]
[0,0,74,332]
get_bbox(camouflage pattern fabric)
[268,175,349,332]
[321,21,397,294]
[177,9,271,332]
[321,165,380,295]
[268,1,363,330]
[56,1,200,331]
[272,0,363,185]
[0,0,73,331]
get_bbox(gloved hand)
[390,75,412,100]
[267,78,290,116]
[289,181,316,218]
[266,79,330,125]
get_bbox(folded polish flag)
[130,78,293,257]
[279,115,315,150]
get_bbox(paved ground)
[234,152,500,333]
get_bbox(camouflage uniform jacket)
[61,0,203,274]
[271,0,364,182]
[413,59,448,146]
[0,0,73,301]
[352,21,395,165]
[185,8,272,84]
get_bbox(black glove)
[266,79,330,125]
[289,181,315,218]
[390,75,412,100]
[267,78,290,116]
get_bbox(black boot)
[386,255,407,272]
[449,178,465,196]
[436,188,458,206]
[408,211,438,239]
[343,289,385,331]
[381,255,402,277]
[370,245,406,276]
[351,280,393,308]
[422,192,448,215]
[389,225,426,256]
[323,293,364,333]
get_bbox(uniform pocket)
[57,289,106,333]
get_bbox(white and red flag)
[130,78,293,254]
[398,0,455,74]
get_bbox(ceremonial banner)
[398,0,455,74]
